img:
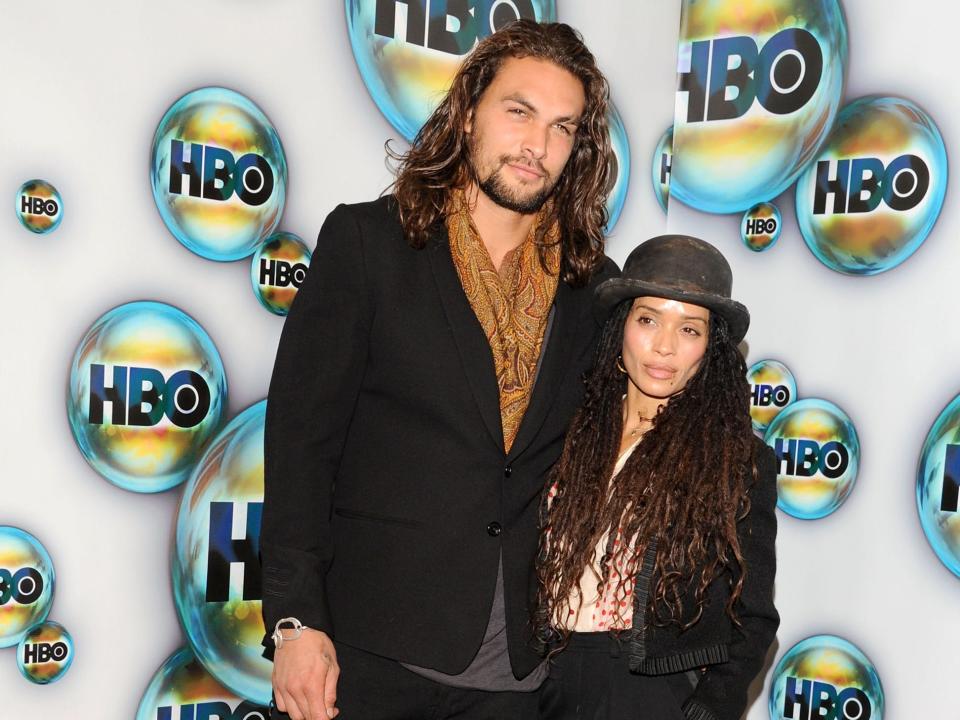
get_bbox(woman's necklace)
[624,409,652,438]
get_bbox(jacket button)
[504,465,513,478]
[487,522,502,537]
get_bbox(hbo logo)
[679,28,822,122]
[374,0,537,56]
[169,140,273,207]
[751,383,790,408]
[88,364,210,429]
[206,501,262,603]
[774,438,849,479]
[23,641,67,664]
[0,567,43,605]
[259,259,307,289]
[782,677,871,720]
[156,701,266,720]
[20,196,58,216]
[814,155,929,215]
[745,217,778,235]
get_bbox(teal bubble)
[15,179,62,234]
[136,647,268,720]
[769,635,883,720]
[251,232,312,316]
[151,87,287,261]
[346,0,557,142]
[671,1,848,213]
[173,401,270,704]
[16,621,73,684]
[916,393,960,579]
[740,202,782,252]
[651,126,672,213]
[605,102,630,232]
[795,96,947,275]
[66,301,227,493]
[764,398,859,520]
[747,359,796,433]
[0,526,55,648]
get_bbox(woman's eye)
[682,326,702,336]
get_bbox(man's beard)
[477,160,556,214]
[468,132,559,214]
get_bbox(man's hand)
[272,628,340,720]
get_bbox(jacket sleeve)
[682,442,780,720]
[258,204,372,659]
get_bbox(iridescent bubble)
[66,301,227,493]
[747,359,796,433]
[795,96,947,275]
[0,526,55,648]
[651,126,672,213]
[16,180,62,234]
[173,400,270,704]
[251,232,312,316]
[915,393,960,579]
[741,202,782,252]
[671,0,847,213]
[764,398,859,520]
[769,635,884,720]
[345,0,557,142]
[151,87,287,261]
[16,620,73,684]
[136,646,268,720]
[605,102,630,233]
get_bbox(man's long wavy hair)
[535,299,758,647]
[388,19,612,288]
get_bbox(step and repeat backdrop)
[0,0,954,718]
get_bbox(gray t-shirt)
[402,556,547,691]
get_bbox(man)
[261,19,618,720]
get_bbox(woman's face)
[621,296,710,402]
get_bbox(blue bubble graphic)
[764,398,859,520]
[67,301,227,493]
[795,96,947,275]
[916,393,960,579]
[769,635,883,720]
[173,400,270,704]
[151,87,287,261]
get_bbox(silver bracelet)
[272,617,309,650]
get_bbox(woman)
[536,235,778,720]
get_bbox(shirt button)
[487,522,502,537]
[504,465,513,478]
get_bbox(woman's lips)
[643,364,676,380]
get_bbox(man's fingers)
[290,682,316,720]
[276,689,303,720]
[323,661,340,718]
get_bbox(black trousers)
[539,633,696,720]
[272,640,540,720]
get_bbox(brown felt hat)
[594,235,750,343]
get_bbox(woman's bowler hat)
[594,235,750,343]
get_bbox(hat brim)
[593,278,750,344]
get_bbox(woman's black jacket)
[543,437,779,720]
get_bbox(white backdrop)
[5,1,951,717]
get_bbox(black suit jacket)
[260,195,618,678]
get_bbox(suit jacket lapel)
[426,224,505,451]
[508,279,578,462]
